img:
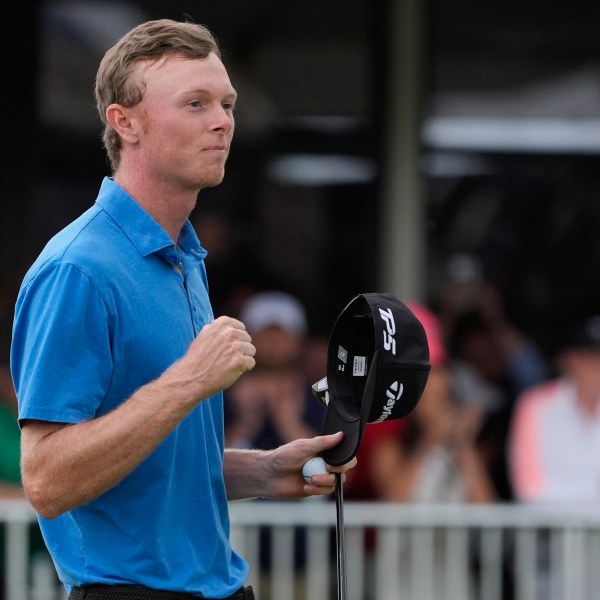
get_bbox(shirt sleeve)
[11,260,112,425]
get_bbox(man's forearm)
[223,448,271,500]
[21,364,202,519]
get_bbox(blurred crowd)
[191,271,600,511]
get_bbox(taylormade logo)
[373,381,404,422]
[379,307,397,355]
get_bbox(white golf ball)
[302,457,329,483]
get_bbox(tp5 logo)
[378,307,396,355]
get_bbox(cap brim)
[320,353,378,465]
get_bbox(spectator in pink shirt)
[509,316,600,503]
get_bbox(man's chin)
[198,171,225,190]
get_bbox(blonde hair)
[94,18,221,172]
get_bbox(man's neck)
[113,172,198,242]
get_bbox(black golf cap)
[314,293,431,465]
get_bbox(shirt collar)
[95,177,208,263]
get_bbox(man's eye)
[189,100,203,108]
[223,102,235,111]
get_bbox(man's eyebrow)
[181,88,238,99]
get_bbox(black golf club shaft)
[335,472,347,600]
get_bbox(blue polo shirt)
[11,177,248,597]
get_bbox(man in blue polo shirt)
[10,19,355,600]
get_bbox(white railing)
[3,498,600,600]
[0,499,65,600]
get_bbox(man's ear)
[106,104,139,143]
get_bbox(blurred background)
[1,0,600,360]
[2,3,600,598]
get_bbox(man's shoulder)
[25,205,128,281]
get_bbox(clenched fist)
[169,316,256,401]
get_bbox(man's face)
[129,52,237,191]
